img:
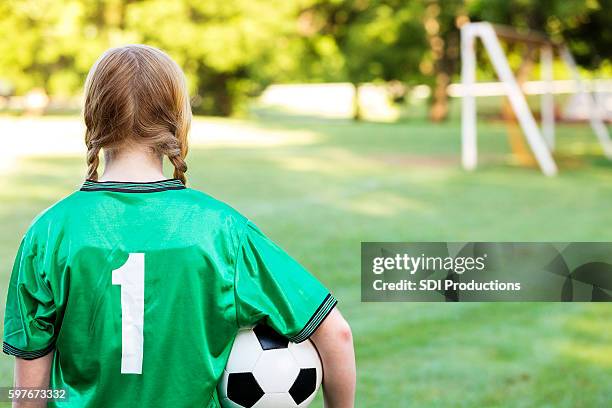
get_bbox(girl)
[3,45,355,407]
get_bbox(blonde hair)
[83,44,191,184]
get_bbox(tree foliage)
[0,0,298,115]
[0,0,610,116]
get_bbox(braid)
[169,154,187,185]
[159,135,188,185]
[85,132,101,180]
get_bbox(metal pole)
[461,24,477,171]
[478,23,557,176]
[560,46,612,159]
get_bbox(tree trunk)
[213,74,233,117]
[352,82,362,121]
[425,1,462,122]
[213,89,232,117]
[430,71,450,122]
[194,71,234,116]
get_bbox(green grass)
[0,115,611,407]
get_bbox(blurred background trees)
[293,0,427,120]
[0,0,610,118]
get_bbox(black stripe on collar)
[80,179,186,193]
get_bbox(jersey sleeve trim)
[2,342,55,360]
[288,293,338,343]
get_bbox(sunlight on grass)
[273,147,382,176]
[565,315,612,338]
[190,117,319,148]
[556,341,612,368]
[0,117,84,175]
[339,191,428,216]
[0,116,320,177]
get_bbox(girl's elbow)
[335,319,353,344]
[313,308,353,345]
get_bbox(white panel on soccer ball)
[221,397,247,408]
[218,369,230,395]
[251,392,298,408]
[252,349,299,393]
[288,340,320,368]
[226,329,263,372]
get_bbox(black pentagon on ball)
[289,368,317,405]
[253,324,289,350]
[227,372,264,407]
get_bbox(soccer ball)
[218,324,323,408]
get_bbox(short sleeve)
[233,221,337,343]
[3,237,57,359]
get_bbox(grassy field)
[0,115,611,407]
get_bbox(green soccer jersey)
[3,179,337,407]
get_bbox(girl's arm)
[13,353,53,408]
[311,308,356,408]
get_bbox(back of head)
[83,44,192,184]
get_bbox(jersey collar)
[80,179,185,193]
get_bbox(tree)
[0,0,113,96]
[0,0,300,116]
[124,0,299,116]
[295,0,428,120]
[1,0,610,118]
[420,0,465,122]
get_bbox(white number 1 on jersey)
[112,253,145,374]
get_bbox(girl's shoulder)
[181,187,249,226]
